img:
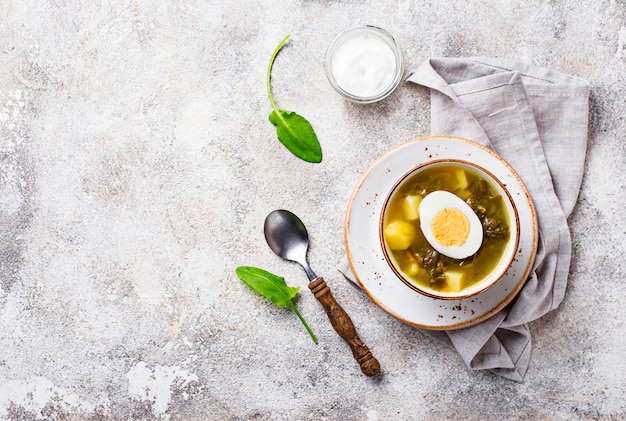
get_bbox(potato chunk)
[455,168,469,189]
[402,195,423,221]
[445,270,464,292]
[384,221,417,250]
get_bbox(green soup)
[382,163,511,294]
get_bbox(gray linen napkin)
[340,57,590,381]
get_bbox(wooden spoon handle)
[308,277,380,376]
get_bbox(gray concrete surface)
[1,1,625,420]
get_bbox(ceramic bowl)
[379,159,520,300]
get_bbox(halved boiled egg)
[418,190,483,259]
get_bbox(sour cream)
[325,26,403,103]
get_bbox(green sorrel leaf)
[236,266,318,343]
[266,35,322,163]
[268,109,322,163]
[236,266,299,307]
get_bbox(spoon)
[264,209,380,377]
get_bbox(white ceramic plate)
[344,136,538,330]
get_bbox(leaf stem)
[266,34,290,113]
[289,301,318,344]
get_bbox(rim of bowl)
[379,159,521,300]
[324,25,404,104]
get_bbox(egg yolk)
[431,208,470,247]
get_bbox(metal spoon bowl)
[264,209,317,280]
[264,209,380,377]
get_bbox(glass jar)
[325,25,404,104]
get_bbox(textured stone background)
[1,0,625,420]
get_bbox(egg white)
[418,190,483,259]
